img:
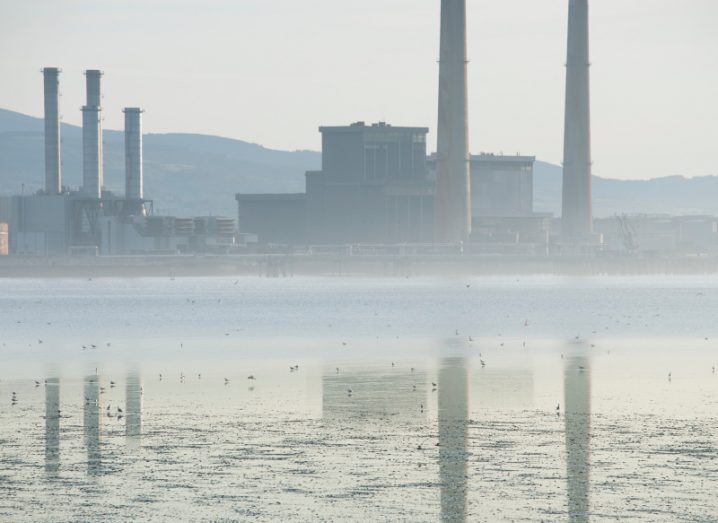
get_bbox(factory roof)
[319,121,429,134]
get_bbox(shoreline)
[2,253,718,277]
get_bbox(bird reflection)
[438,358,469,523]
[564,354,591,522]
[45,377,60,477]
[126,371,143,448]
[84,375,102,476]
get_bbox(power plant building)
[237,122,434,245]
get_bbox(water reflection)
[45,377,60,477]
[438,358,469,523]
[564,354,591,522]
[84,375,102,476]
[126,372,143,448]
[321,364,426,419]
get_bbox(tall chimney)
[123,108,144,207]
[435,0,471,243]
[82,70,103,199]
[43,67,62,195]
[561,0,593,240]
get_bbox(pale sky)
[1,0,716,180]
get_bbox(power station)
[4,0,715,262]
[0,69,237,256]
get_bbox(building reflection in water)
[84,375,102,476]
[564,354,591,523]
[321,364,426,420]
[438,358,469,523]
[45,377,60,477]
[126,371,143,448]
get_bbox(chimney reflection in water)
[84,375,102,476]
[45,377,60,477]
[564,354,591,522]
[438,358,469,523]
[126,371,143,448]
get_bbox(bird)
[412,385,417,392]
[335,367,340,374]
[431,382,437,388]
[391,362,395,367]
[247,375,256,381]
[556,403,560,412]
[668,372,672,381]
[159,374,163,381]
[117,407,123,413]
[480,359,486,368]
[224,378,230,384]
[34,381,40,387]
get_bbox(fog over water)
[1,276,717,521]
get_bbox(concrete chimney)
[435,0,471,243]
[43,67,62,194]
[561,0,593,240]
[82,70,103,199]
[123,108,144,205]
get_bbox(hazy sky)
[1,0,716,180]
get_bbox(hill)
[2,108,717,218]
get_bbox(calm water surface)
[1,276,717,521]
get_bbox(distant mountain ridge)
[1,108,717,218]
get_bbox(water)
[1,276,717,521]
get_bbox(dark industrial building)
[237,125,550,247]
[237,122,434,245]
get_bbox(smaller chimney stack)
[43,67,62,194]
[82,69,104,199]
[123,108,144,212]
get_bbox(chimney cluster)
[42,68,145,207]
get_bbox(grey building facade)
[237,122,434,245]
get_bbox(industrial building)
[237,122,434,245]
[430,153,551,246]
[0,67,237,256]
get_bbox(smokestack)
[123,108,144,207]
[435,0,471,243]
[43,67,62,195]
[561,0,593,240]
[82,70,103,199]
